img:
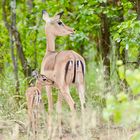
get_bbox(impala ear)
[52,11,64,21]
[56,11,64,18]
[32,70,39,79]
[42,10,51,23]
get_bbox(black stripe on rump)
[72,61,76,83]
[80,60,85,76]
[77,60,80,67]
[65,60,71,82]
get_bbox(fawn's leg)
[56,92,63,137]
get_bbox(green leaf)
[117,92,128,102]
[126,69,140,95]
[116,60,123,66]
[118,65,125,80]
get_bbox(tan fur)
[26,74,53,138]
[41,10,86,136]
[43,52,58,70]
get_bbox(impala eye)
[43,78,47,81]
[58,21,63,25]
[41,75,47,81]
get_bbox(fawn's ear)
[32,70,39,79]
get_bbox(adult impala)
[41,10,86,119]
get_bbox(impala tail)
[65,59,85,84]
[65,60,74,84]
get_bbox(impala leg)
[27,99,35,139]
[33,111,38,140]
[60,86,76,134]
[45,86,53,139]
[27,109,33,139]
[76,83,85,112]
[40,99,48,127]
[56,92,63,138]
[31,111,36,140]
[46,86,53,113]
[35,105,41,140]
[76,83,86,135]
[60,86,75,111]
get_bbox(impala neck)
[46,32,56,52]
[36,81,42,92]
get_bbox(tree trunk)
[100,12,110,78]
[116,3,124,61]
[26,0,38,69]
[10,0,20,99]
[136,0,140,20]
[27,0,34,12]
[10,31,19,94]
[13,28,32,76]
[2,0,32,77]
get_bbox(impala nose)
[71,29,75,34]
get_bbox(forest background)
[0,0,140,139]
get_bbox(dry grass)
[0,106,139,140]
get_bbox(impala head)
[32,70,53,86]
[37,74,54,86]
[42,10,74,36]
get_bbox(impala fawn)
[26,72,53,138]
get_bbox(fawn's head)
[32,70,53,86]
[42,10,74,36]
[37,74,53,86]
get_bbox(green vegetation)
[0,0,140,139]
